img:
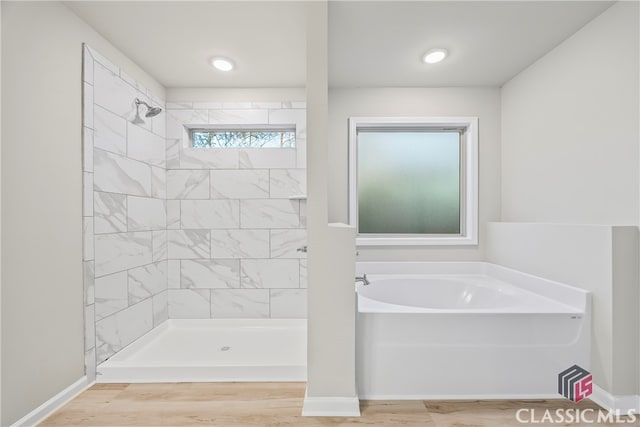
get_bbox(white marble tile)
[151,166,166,199]
[83,127,94,172]
[128,261,167,303]
[211,289,269,318]
[239,149,296,169]
[299,199,307,228]
[153,290,168,327]
[151,109,166,138]
[94,63,143,123]
[94,105,127,155]
[94,232,152,277]
[94,149,151,197]
[84,261,95,305]
[152,230,168,262]
[221,102,253,109]
[180,147,239,169]
[96,298,153,363]
[209,109,268,125]
[210,170,269,199]
[85,304,95,351]
[281,101,306,109]
[270,169,306,198]
[94,191,127,234]
[166,102,193,109]
[268,109,306,126]
[85,348,96,383]
[270,289,307,318]
[240,199,299,228]
[167,200,181,230]
[83,46,94,84]
[127,196,166,231]
[166,109,207,139]
[84,218,94,261]
[252,102,283,109]
[270,229,307,258]
[84,173,94,216]
[193,101,223,109]
[84,82,94,129]
[241,259,299,288]
[180,200,239,229]
[167,170,209,199]
[296,134,307,169]
[95,271,128,320]
[299,259,307,289]
[210,229,269,259]
[167,139,180,169]
[168,289,210,319]
[181,259,240,289]
[119,69,140,90]
[167,230,210,259]
[88,46,119,75]
[168,260,181,288]
[127,122,165,167]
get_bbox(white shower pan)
[97,319,307,383]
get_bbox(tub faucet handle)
[355,274,370,286]
[297,246,307,253]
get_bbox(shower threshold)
[97,319,307,383]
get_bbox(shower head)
[134,98,162,119]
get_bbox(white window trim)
[348,116,478,246]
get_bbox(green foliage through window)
[192,129,295,148]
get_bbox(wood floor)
[40,383,637,426]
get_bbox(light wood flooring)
[40,383,638,426]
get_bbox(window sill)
[356,235,478,246]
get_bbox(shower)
[132,97,162,123]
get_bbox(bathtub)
[355,262,591,399]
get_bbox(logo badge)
[558,365,592,402]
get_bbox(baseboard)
[301,389,360,417]
[590,385,640,414]
[11,376,91,427]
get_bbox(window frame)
[188,124,297,149]
[348,116,478,246]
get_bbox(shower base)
[97,319,306,383]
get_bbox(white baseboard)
[11,376,91,427]
[301,390,360,417]
[591,385,640,414]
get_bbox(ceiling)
[67,1,614,89]
[66,1,308,88]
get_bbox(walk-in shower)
[82,44,308,384]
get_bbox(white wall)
[328,88,501,261]
[1,2,164,424]
[501,2,639,224]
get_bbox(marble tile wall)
[83,45,168,370]
[165,102,307,320]
[83,45,307,377]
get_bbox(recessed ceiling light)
[211,57,234,72]
[422,48,448,64]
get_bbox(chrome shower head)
[134,98,162,119]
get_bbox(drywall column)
[303,0,359,416]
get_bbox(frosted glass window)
[192,129,295,148]
[357,131,460,235]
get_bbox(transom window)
[191,128,295,148]
[349,117,478,246]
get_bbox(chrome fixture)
[297,246,308,253]
[355,274,370,286]
[132,98,162,124]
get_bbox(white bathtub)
[355,262,591,399]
